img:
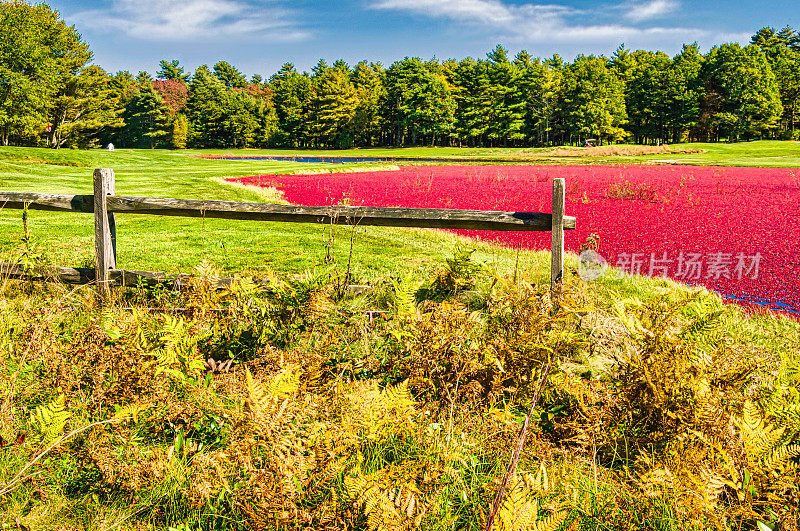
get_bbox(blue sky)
[50,0,799,78]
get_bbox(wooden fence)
[0,169,575,291]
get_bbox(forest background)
[1,1,799,151]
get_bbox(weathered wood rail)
[0,169,575,291]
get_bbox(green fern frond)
[681,297,724,339]
[391,273,422,320]
[100,310,122,340]
[534,509,568,531]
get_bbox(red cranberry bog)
[230,164,800,315]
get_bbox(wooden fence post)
[93,168,116,292]
[551,178,565,287]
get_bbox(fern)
[429,246,481,296]
[148,315,206,378]
[346,464,427,531]
[112,401,151,423]
[268,368,300,398]
[193,260,219,280]
[739,400,786,465]
[763,444,800,472]
[535,510,568,531]
[245,367,299,428]
[680,297,724,341]
[391,273,422,320]
[496,484,539,531]
[700,467,727,504]
[695,400,800,511]
[100,310,122,341]
[29,395,71,445]
[343,380,417,441]
[522,463,551,494]
[245,367,270,413]
[493,477,567,531]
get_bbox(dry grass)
[283,163,400,175]
[532,144,705,159]
[210,177,289,204]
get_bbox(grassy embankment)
[0,144,798,530]
[192,139,800,167]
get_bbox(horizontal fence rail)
[0,263,238,288]
[0,192,576,231]
[0,168,575,293]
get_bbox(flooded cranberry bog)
[230,165,800,315]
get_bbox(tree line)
[1,1,798,149]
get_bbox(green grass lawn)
[0,148,455,278]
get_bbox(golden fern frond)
[246,367,270,411]
[700,467,727,505]
[267,368,300,398]
[741,400,764,435]
[763,444,800,471]
[532,462,550,493]
[193,259,220,280]
[132,310,152,351]
[343,380,418,441]
[29,394,71,445]
[112,401,151,422]
[246,367,299,431]
[496,483,538,531]
[740,400,786,461]
[229,276,259,299]
[346,467,428,531]
[534,509,568,531]
[307,455,347,493]
[380,380,416,413]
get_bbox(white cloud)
[369,0,730,50]
[624,0,679,22]
[371,0,574,26]
[73,0,309,42]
